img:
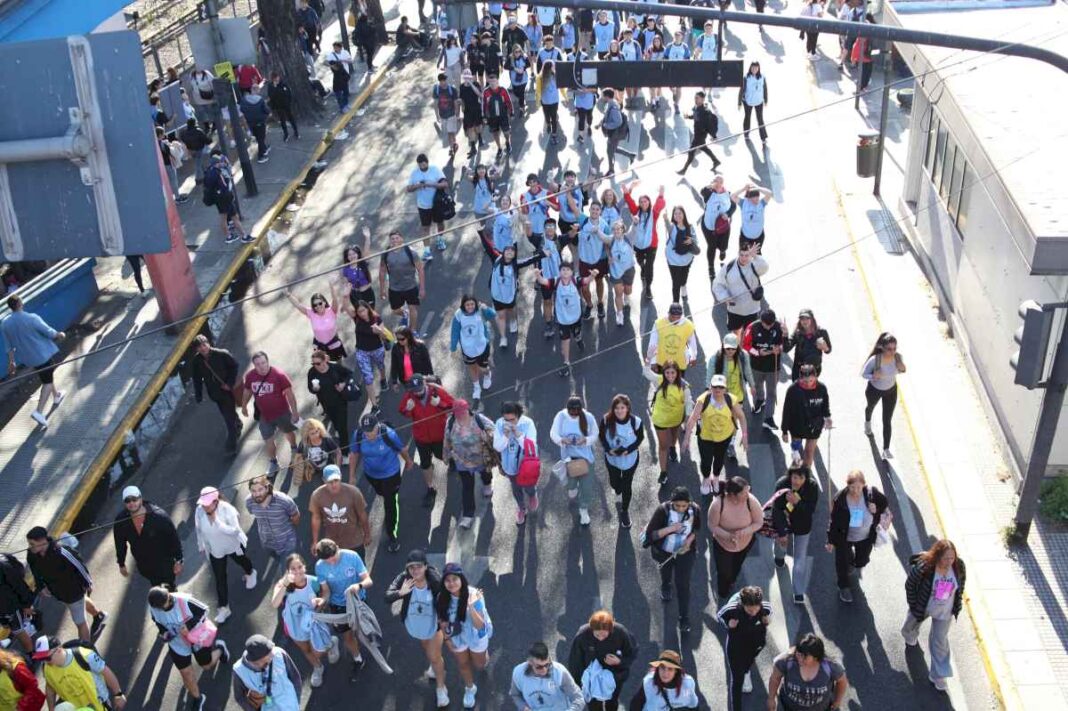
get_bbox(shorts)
[216,195,238,218]
[66,596,88,626]
[580,259,608,279]
[539,278,556,301]
[740,231,765,252]
[462,345,491,368]
[448,633,490,654]
[327,603,351,636]
[33,356,57,385]
[416,440,445,469]
[389,287,421,310]
[313,337,347,361]
[258,413,298,439]
[486,115,510,133]
[463,111,483,130]
[169,645,216,670]
[441,115,459,134]
[418,207,438,227]
[355,347,387,385]
[727,311,759,332]
[558,320,582,341]
[610,267,636,286]
[492,298,516,311]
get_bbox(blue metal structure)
[0,0,128,42]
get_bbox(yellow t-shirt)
[697,392,735,442]
[651,376,687,428]
[654,318,695,366]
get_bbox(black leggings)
[742,104,768,141]
[655,548,696,620]
[606,462,637,512]
[834,537,874,589]
[635,246,657,289]
[668,263,691,303]
[697,435,732,479]
[712,537,755,599]
[864,383,897,450]
[577,107,593,133]
[369,473,402,541]
[680,135,719,170]
[209,548,254,607]
[458,468,493,517]
[511,83,527,109]
[726,635,763,711]
[806,31,820,54]
[542,102,560,135]
[321,399,350,453]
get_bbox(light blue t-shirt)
[493,213,516,252]
[540,75,560,105]
[574,89,596,110]
[473,177,494,215]
[539,238,562,279]
[665,225,696,266]
[410,166,445,210]
[1,310,58,367]
[608,237,636,280]
[405,584,438,640]
[740,199,767,238]
[578,217,609,264]
[315,549,368,606]
[666,42,690,60]
[593,21,615,52]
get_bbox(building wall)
[901,85,1068,476]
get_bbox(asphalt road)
[51,12,996,711]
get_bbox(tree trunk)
[258,0,324,120]
[352,0,389,45]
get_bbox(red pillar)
[145,149,202,325]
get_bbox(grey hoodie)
[712,255,769,317]
[509,660,584,711]
[240,93,270,125]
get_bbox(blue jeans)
[334,86,350,111]
[193,147,211,181]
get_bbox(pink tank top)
[308,308,338,344]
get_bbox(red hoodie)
[399,383,455,443]
[623,191,667,249]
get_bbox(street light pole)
[335,0,351,53]
[873,46,893,196]
[212,78,258,197]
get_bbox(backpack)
[759,488,792,538]
[202,161,233,207]
[433,188,457,221]
[354,424,403,453]
[381,245,417,268]
[61,640,101,671]
[695,390,733,437]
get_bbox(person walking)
[538,61,563,145]
[326,42,353,112]
[444,400,497,529]
[25,527,106,643]
[851,14,877,91]
[377,231,428,331]
[699,175,735,279]
[708,333,755,445]
[385,549,450,706]
[488,246,543,349]
[113,486,183,590]
[743,309,786,431]
[231,634,302,709]
[436,563,493,709]
[244,475,300,564]
[682,375,748,496]
[348,414,413,553]
[342,227,375,307]
[597,89,635,174]
[785,309,832,380]
[34,635,126,711]
[643,361,693,486]
[718,585,772,709]
[493,401,540,525]
[433,72,461,157]
[599,394,644,529]
[191,334,242,453]
[294,418,341,482]
[713,247,769,337]
[285,286,346,361]
[240,352,300,478]
[827,470,889,603]
[509,641,584,711]
[662,206,698,304]
[623,182,666,296]
[768,465,820,604]
[194,487,257,625]
[799,0,824,59]
[550,396,600,527]
[862,332,906,460]
[738,62,768,143]
[535,262,596,377]
[903,539,966,691]
[781,364,832,468]
[314,539,372,680]
[646,303,698,377]
[147,586,231,710]
[629,650,699,709]
[203,151,253,245]
[390,326,434,390]
[644,487,701,633]
[342,299,392,413]
[482,75,514,160]
[0,646,45,710]
[0,553,35,654]
[576,202,610,321]
[399,374,455,509]
[707,477,763,601]
[309,465,371,559]
[567,610,637,711]
[238,84,271,163]
[767,633,849,711]
[407,153,450,259]
[730,183,774,253]
[3,294,67,428]
[353,13,379,71]
[307,352,355,458]
[678,91,722,174]
[267,72,300,142]
[178,118,211,184]
[270,555,339,689]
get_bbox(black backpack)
[433,188,457,222]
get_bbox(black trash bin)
[857,130,880,178]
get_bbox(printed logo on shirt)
[322,503,349,524]
[251,381,276,396]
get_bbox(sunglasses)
[711,386,726,391]
[124,496,141,503]
[312,301,326,307]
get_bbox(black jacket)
[27,540,93,604]
[179,125,210,152]
[113,502,183,577]
[267,81,293,111]
[770,474,820,536]
[786,327,832,375]
[307,361,354,408]
[389,340,435,386]
[354,17,377,47]
[384,566,442,622]
[827,486,888,548]
[643,501,702,560]
[716,593,772,648]
[691,103,719,141]
[0,554,34,615]
[192,347,239,402]
[567,622,637,684]
[780,381,831,438]
[502,26,528,54]
[905,555,966,621]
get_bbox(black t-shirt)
[354,317,385,352]
[298,436,339,469]
[460,83,484,115]
[307,361,352,406]
[747,321,784,372]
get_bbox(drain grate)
[869,207,906,255]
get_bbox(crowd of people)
[0,2,960,710]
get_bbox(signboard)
[186,17,258,70]
[0,31,170,260]
[555,60,746,89]
[214,60,236,82]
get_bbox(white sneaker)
[509,319,518,334]
[680,286,688,299]
[882,448,893,460]
[30,410,48,427]
[426,664,436,680]
[742,671,753,693]
[864,420,872,436]
[436,686,450,707]
[578,508,591,526]
[482,371,492,389]
[52,391,66,408]
[499,335,508,348]
[244,569,258,589]
[310,664,325,687]
[472,383,482,400]
[328,636,340,663]
[929,674,948,691]
[462,684,477,708]
[791,450,803,467]
[459,516,474,529]
[615,311,624,326]
[213,606,232,624]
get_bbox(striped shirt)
[244,492,299,552]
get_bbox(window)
[939,144,956,201]
[955,163,971,235]
[924,115,940,174]
[948,150,967,222]
[931,122,948,182]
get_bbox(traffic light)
[1011,300,1055,389]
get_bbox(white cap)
[710,374,728,388]
[723,333,740,349]
[121,485,142,500]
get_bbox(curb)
[50,58,396,538]
[831,180,1017,711]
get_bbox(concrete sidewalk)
[0,12,397,555]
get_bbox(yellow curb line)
[830,179,1016,711]
[50,60,396,538]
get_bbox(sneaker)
[680,286,688,300]
[668,447,678,463]
[658,470,668,485]
[256,155,269,164]
[215,639,231,664]
[793,593,805,605]
[619,510,631,528]
[459,516,474,529]
[839,588,854,603]
[472,383,482,400]
[350,656,365,681]
[422,247,434,262]
[89,611,108,642]
[543,323,555,339]
[579,508,590,526]
[462,684,478,708]
[423,487,437,508]
[387,539,401,553]
[509,319,518,334]
[244,569,258,589]
[482,371,493,389]
[903,629,919,647]
[582,304,593,321]
[53,391,66,408]
[615,311,624,327]
[528,493,539,512]
[436,686,450,707]
[435,236,447,251]
[187,694,206,711]
[240,234,256,244]
[516,508,527,525]
[482,484,494,498]
[929,675,948,691]
[328,636,340,663]
[399,308,410,329]
[774,556,785,568]
[678,616,691,633]
[176,194,191,204]
[882,449,893,460]
[225,232,239,244]
[426,664,436,679]
[752,400,764,415]
[660,584,673,601]
[791,450,803,467]
[575,337,585,352]
[597,303,605,319]
[30,410,48,427]
[262,145,272,158]
[763,418,778,431]
[214,605,232,624]
[499,335,508,349]
[311,664,325,687]
[864,420,873,436]
[267,458,280,478]
[742,671,753,693]
[558,364,571,377]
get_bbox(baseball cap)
[323,465,342,482]
[406,549,429,566]
[668,303,684,316]
[243,634,275,662]
[360,414,379,432]
[442,562,464,578]
[32,635,59,660]
[453,399,470,415]
[798,308,814,319]
[122,485,142,501]
[723,333,740,349]
[710,374,728,388]
[406,374,426,391]
[197,486,220,508]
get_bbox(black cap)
[670,486,692,503]
[668,302,684,316]
[360,413,379,432]
[406,374,426,391]
[243,634,275,662]
[406,549,428,566]
[26,526,49,541]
